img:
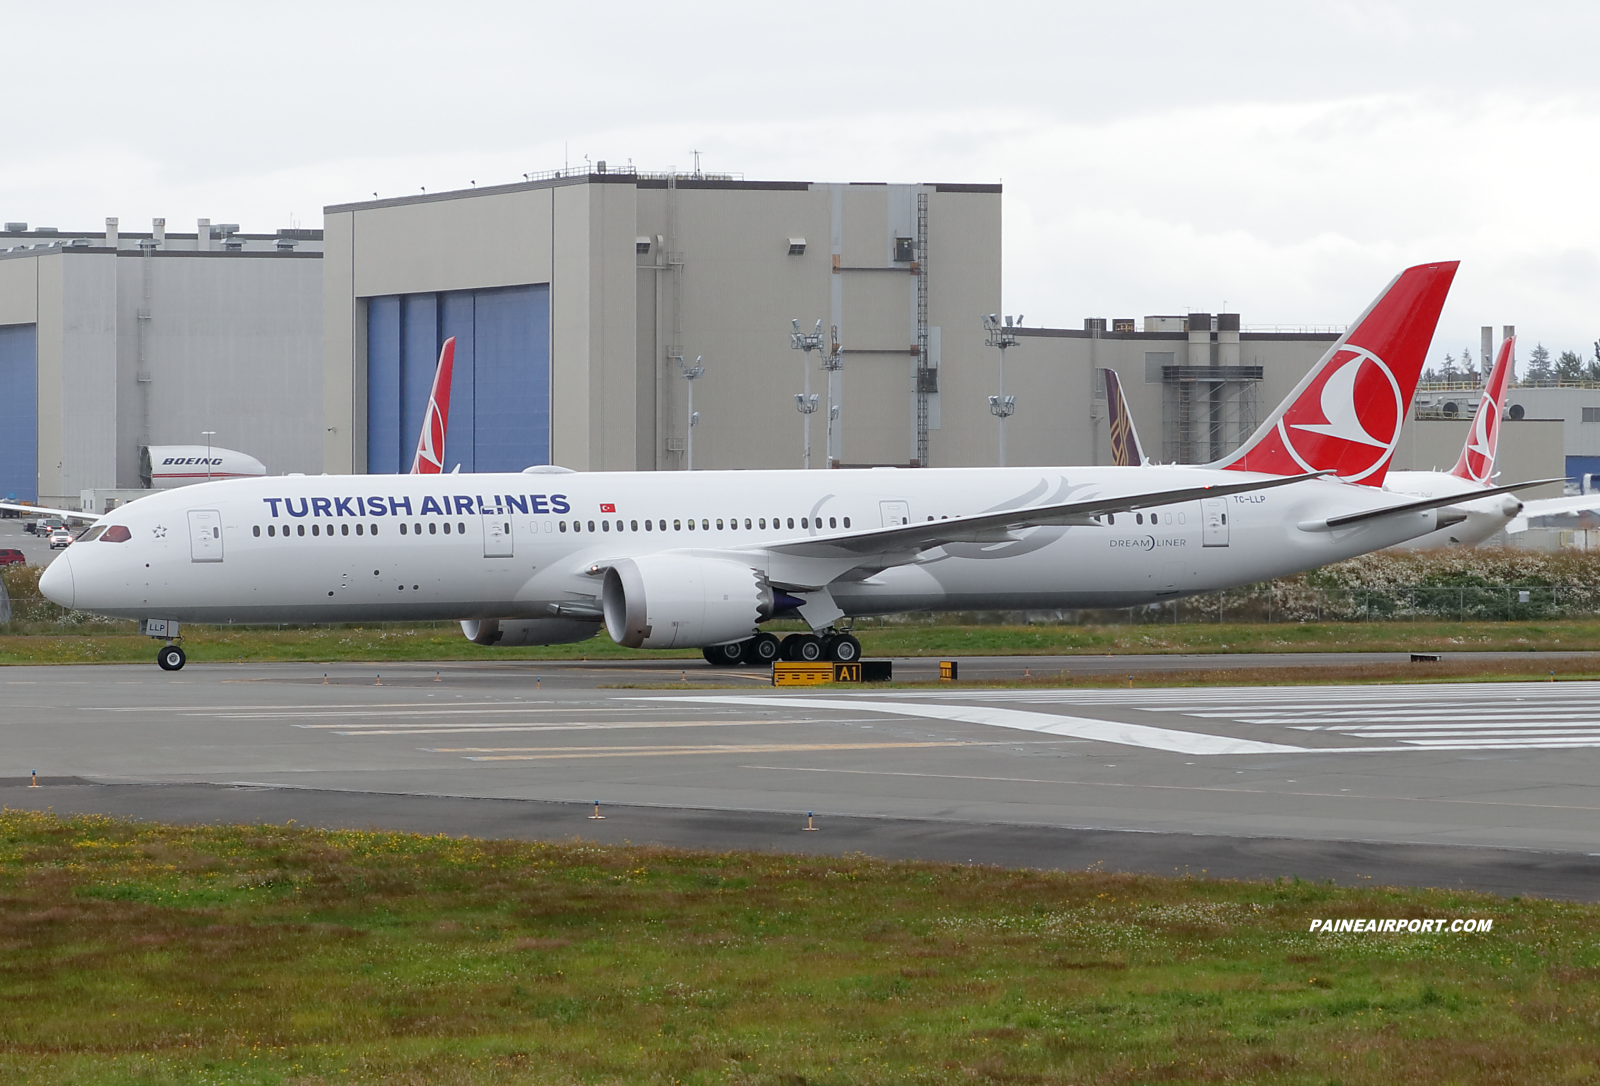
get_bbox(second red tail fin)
[1219,261,1458,485]
[1449,335,1514,485]
[410,337,455,475]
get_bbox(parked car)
[48,529,73,550]
[0,548,24,566]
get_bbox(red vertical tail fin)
[410,337,455,475]
[1219,261,1458,486]
[1448,335,1514,484]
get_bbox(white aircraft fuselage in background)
[43,466,1450,645]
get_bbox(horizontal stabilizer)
[1302,478,1563,532]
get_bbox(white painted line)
[645,696,1302,755]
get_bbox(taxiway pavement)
[3,660,1598,898]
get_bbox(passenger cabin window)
[252,526,260,537]
[843,517,850,528]
[787,518,795,528]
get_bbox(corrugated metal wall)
[0,323,37,501]
[365,285,550,475]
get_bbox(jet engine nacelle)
[461,617,600,647]
[602,554,769,649]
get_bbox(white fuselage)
[43,466,1449,635]
[1382,471,1519,549]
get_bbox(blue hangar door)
[0,324,38,502]
[365,285,550,474]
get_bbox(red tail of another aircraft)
[1219,261,1459,486]
[411,338,455,475]
[1448,335,1514,485]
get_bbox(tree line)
[1421,340,1600,385]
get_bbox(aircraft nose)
[39,551,74,610]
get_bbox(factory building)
[0,220,323,507]
[1004,318,1565,499]
[320,169,1001,475]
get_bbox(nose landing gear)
[157,644,186,671]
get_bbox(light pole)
[824,324,843,467]
[790,318,824,468]
[680,355,704,470]
[201,431,216,481]
[983,314,1021,466]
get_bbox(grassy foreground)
[5,618,1600,667]
[2,811,1597,1085]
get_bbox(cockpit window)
[80,526,108,542]
[99,525,131,543]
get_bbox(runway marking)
[738,765,1600,812]
[454,740,1040,762]
[301,718,840,737]
[647,697,1302,755]
[215,707,670,720]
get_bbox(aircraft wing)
[755,471,1326,564]
[1508,493,1600,529]
[0,501,101,524]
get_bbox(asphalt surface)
[0,516,66,569]
[3,658,1599,899]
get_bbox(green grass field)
[1,810,1594,1085]
[2,617,1599,668]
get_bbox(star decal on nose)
[152,525,167,539]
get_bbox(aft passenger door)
[483,515,513,558]
[188,509,223,562]
[1201,498,1229,547]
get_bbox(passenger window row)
[559,515,852,534]
[251,514,875,539]
[254,523,383,538]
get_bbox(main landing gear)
[702,630,860,667]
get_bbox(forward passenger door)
[187,510,223,563]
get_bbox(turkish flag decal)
[599,503,616,513]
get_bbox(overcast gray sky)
[5,0,1597,368]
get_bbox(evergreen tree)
[1439,352,1459,379]
[1461,346,1475,379]
[1558,350,1585,382]
[1526,343,1554,383]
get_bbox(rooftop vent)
[3,222,25,232]
[274,237,297,251]
[67,238,90,247]
[787,237,806,256]
[223,235,244,250]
